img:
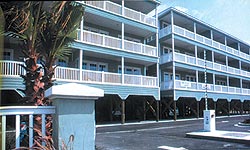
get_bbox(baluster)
[29,115,34,148]
[16,115,20,148]
[41,114,46,146]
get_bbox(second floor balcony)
[77,30,157,57]
[160,52,250,78]
[0,60,158,88]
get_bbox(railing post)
[102,71,104,83]
[2,116,6,150]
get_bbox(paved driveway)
[96,115,250,150]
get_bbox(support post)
[197,101,199,118]
[228,101,231,116]
[45,83,104,150]
[173,100,177,121]
[121,100,125,124]
[156,100,159,122]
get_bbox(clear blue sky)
[153,0,250,45]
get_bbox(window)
[164,72,180,81]
[216,80,226,86]
[89,63,97,71]
[186,75,196,82]
[162,21,169,28]
[118,66,141,75]
[3,49,13,60]
[82,61,108,72]
[98,64,107,71]
[58,59,67,67]
[163,46,179,54]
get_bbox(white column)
[225,36,227,45]
[212,51,214,69]
[194,22,196,40]
[122,0,124,16]
[226,55,228,71]
[122,23,124,49]
[195,45,198,65]
[155,3,159,57]
[79,50,83,81]
[213,73,215,91]
[238,43,241,51]
[155,4,159,87]
[196,70,198,90]
[210,30,213,40]
[239,60,241,70]
[144,66,147,76]
[79,17,84,81]
[240,78,243,93]
[227,76,229,92]
[171,10,174,33]
[122,57,124,84]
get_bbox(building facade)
[158,7,250,120]
[0,0,160,123]
[1,1,250,123]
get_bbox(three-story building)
[158,7,250,120]
[1,0,160,124]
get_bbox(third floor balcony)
[77,30,157,57]
[79,1,156,27]
[159,25,250,61]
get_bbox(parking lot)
[96,115,250,150]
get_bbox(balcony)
[79,1,156,27]
[160,53,250,78]
[159,25,250,61]
[161,80,250,95]
[77,30,157,57]
[0,61,158,88]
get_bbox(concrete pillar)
[45,83,104,150]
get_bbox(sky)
[151,0,250,45]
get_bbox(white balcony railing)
[161,80,250,95]
[0,61,158,88]
[0,60,26,76]
[77,30,157,57]
[160,53,249,78]
[0,106,55,150]
[84,1,156,26]
[160,25,250,61]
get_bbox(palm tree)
[1,1,84,148]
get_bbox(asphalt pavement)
[95,115,250,150]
